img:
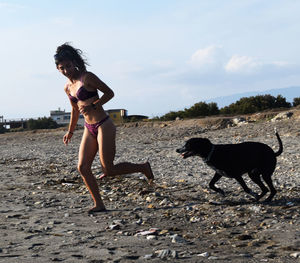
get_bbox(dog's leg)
[234,176,258,200]
[209,173,225,196]
[249,170,269,201]
[262,173,277,202]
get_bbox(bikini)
[67,76,98,103]
[67,76,110,137]
[84,116,110,137]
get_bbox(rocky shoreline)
[0,109,300,262]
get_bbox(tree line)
[26,117,59,130]
[0,117,58,134]
[157,95,300,121]
[1,94,299,133]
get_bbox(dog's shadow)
[263,196,300,207]
[209,196,300,207]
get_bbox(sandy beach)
[1,109,300,262]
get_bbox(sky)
[1,0,300,119]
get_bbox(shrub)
[160,111,182,121]
[293,97,300,107]
[219,94,291,115]
[0,125,7,134]
[27,117,58,130]
[157,94,292,120]
[160,102,219,120]
[275,95,291,108]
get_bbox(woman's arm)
[85,72,114,107]
[68,105,80,133]
[63,85,80,145]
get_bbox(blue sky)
[1,0,300,119]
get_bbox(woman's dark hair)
[54,43,89,72]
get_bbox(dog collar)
[204,145,215,163]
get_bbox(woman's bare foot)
[88,206,107,214]
[98,173,107,179]
[145,162,154,184]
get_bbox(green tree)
[219,94,290,115]
[160,111,180,121]
[275,95,291,108]
[159,101,220,120]
[185,102,209,117]
[27,117,58,130]
[0,125,7,134]
[293,97,300,107]
[207,102,219,115]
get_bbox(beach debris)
[154,249,178,259]
[1,111,300,262]
[135,228,159,236]
[271,111,293,122]
[171,234,187,243]
[290,252,300,258]
[198,252,210,257]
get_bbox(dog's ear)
[193,138,211,146]
[190,138,212,155]
[203,138,211,145]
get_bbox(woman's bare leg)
[97,119,154,183]
[78,128,106,212]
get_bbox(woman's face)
[57,60,78,79]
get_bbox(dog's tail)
[274,128,283,157]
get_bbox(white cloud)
[224,54,294,76]
[188,45,226,70]
[188,46,293,76]
[225,55,262,74]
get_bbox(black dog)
[176,130,283,202]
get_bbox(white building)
[50,108,129,126]
[50,108,85,126]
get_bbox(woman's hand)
[78,104,93,115]
[63,131,73,145]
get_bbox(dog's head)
[176,138,212,159]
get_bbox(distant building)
[106,109,128,123]
[50,108,128,125]
[50,108,84,126]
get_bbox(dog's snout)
[176,147,185,153]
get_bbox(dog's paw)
[210,186,226,196]
[263,196,274,203]
[248,190,259,200]
[217,189,225,196]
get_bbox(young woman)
[54,43,154,213]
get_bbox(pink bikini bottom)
[84,116,110,137]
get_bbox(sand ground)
[1,109,300,262]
